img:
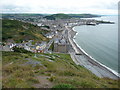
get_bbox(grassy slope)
[0,52,1,89]
[44,13,100,20]
[68,14,101,18]
[52,13,71,19]
[2,19,48,42]
[2,52,119,88]
[44,13,71,20]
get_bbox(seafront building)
[54,38,69,53]
[53,29,70,53]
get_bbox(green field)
[2,52,119,88]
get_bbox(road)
[44,39,53,53]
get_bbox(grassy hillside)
[44,13,72,20]
[52,13,71,19]
[2,52,119,88]
[69,14,101,18]
[2,19,48,43]
[44,13,101,20]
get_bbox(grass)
[0,51,2,89]
[2,51,120,88]
[2,19,49,42]
[52,83,75,88]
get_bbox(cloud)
[0,0,119,15]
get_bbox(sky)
[0,0,119,15]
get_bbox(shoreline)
[67,25,120,80]
[72,26,119,76]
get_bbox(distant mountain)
[68,14,101,18]
[2,14,44,19]
[2,19,48,43]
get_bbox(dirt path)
[33,75,54,88]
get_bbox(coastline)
[72,26,119,76]
[67,25,120,80]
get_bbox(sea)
[73,15,119,73]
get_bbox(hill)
[44,13,72,20]
[2,52,119,88]
[2,19,48,43]
[44,13,101,20]
[2,14,44,19]
[68,14,101,18]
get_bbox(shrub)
[52,84,75,89]
[19,32,25,35]
[27,77,39,84]
[80,81,96,88]
[48,76,56,82]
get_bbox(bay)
[73,16,118,72]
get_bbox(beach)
[66,26,120,80]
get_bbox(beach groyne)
[67,26,120,80]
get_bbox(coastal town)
[1,0,120,88]
[1,14,119,80]
[1,14,114,53]
[1,15,98,53]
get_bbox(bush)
[52,84,75,89]
[79,81,96,88]
[48,76,56,82]
[19,32,25,35]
